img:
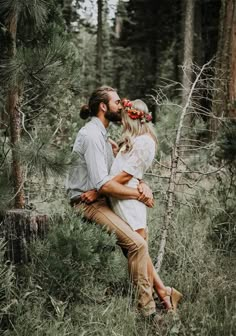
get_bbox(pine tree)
[0,0,48,208]
[0,0,82,262]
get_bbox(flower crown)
[121,98,152,123]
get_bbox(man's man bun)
[80,104,90,120]
[80,86,116,120]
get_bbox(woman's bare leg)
[136,228,172,310]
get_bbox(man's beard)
[105,109,122,122]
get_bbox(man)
[66,86,156,317]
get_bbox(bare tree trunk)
[182,0,194,109]
[6,11,25,208]
[155,62,210,272]
[115,14,122,39]
[96,0,103,85]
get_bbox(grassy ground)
[1,147,236,335]
[1,185,235,336]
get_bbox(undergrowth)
[1,185,235,335]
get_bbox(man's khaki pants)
[74,198,156,316]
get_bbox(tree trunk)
[211,0,236,134]
[115,14,122,39]
[113,0,124,91]
[8,89,25,208]
[194,0,203,66]
[96,0,103,85]
[6,11,25,208]
[0,210,48,263]
[62,0,73,30]
[229,1,236,117]
[182,0,194,110]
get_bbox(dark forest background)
[0,1,235,335]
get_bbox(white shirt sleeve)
[122,136,156,179]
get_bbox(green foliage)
[0,239,16,330]
[210,206,236,254]
[0,133,13,210]
[215,120,236,166]
[0,171,12,210]
[148,187,236,336]
[0,0,83,207]
[207,121,236,254]
[155,100,181,155]
[19,136,71,179]
[25,210,127,300]
[1,187,235,336]
[0,210,132,335]
[0,0,48,29]
[1,166,236,335]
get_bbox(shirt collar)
[91,117,107,138]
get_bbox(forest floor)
[1,158,236,336]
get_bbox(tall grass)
[1,187,235,336]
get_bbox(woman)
[109,98,182,312]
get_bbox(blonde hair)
[119,99,157,152]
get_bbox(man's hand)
[137,181,154,208]
[137,181,153,199]
[144,198,154,208]
[138,196,154,208]
[80,189,98,204]
[108,138,119,157]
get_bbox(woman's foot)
[162,287,183,312]
[170,287,183,311]
[161,287,173,310]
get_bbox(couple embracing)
[66,86,182,319]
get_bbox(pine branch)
[0,149,10,169]
[0,0,48,30]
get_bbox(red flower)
[145,114,152,122]
[122,98,152,123]
[122,98,132,108]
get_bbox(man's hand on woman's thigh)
[80,189,98,203]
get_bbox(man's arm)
[81,135,141,202]
[100,172,154,207]
[112,172,152,196]
[112,172,153,203]
[80,178,140,203]
[81,134,153,205]
[99,179,140,200]
[81,171,154,206]
[112,171,133,185]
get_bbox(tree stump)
[0,209,48,263]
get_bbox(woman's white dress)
[110,134,156,231]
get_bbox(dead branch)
[155,60,212,272]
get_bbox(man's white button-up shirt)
[66,117,114,200]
